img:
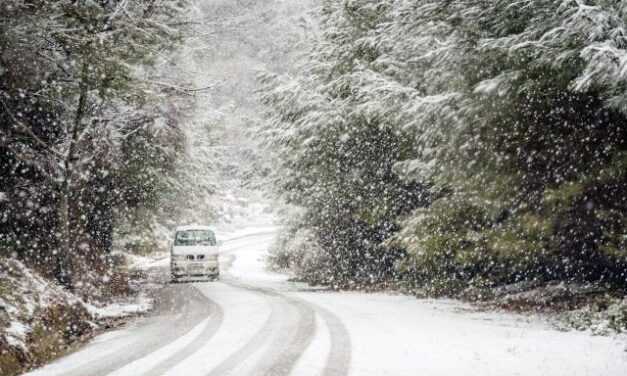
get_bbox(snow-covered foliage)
[0,258,151,375]
[390,0,627,294]
[560,297,627,335]
[0,0,193,286]
[259,0,433,288]
[262,0,627,297]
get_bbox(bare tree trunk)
[57,61,89,289]
[57,181,73,288]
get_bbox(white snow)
[19,226,627,376]
[5,321,30,349]
[294,292,627,376]
[0,258,80,351]
[221,231,287,283]
[23,319,155,376]
[0,255,155,371]
[223,227,627,376]
[290,313,332,376]
[106,317,213,376]
[84,293,153,319]
[157,282,273,375]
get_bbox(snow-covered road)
[26,230,627,376]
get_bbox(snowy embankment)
[0,258,152,376]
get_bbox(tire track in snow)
[227,280,316,376]
[316,303,351,376]
[204,279,315,376]
[258,297,315,376]
[203,291,281,376]
[29,284,214,376]
[139,294,225,376]
[98,284,215,376]
[214,279,351,376]
[213,233,351,376]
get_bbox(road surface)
[26,229,627,376]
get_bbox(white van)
[170,225,220,282]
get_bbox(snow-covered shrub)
[268,226,325,277]
[560,297,627,335]
[0,255,152,375]
[0,258,92,375]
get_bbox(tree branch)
[0,138,60,186]
[0,97,65,159]
[142,80,215,95]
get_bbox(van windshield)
[174,230,216,246]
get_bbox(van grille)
[183,255,207,261]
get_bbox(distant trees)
[263,0,627,294]
[260,0,430,287]
[0,0,192,287]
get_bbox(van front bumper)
[171,262,219,280]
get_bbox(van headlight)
[171,255,186,262]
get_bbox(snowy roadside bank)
[480,283,627,336]
[227,230,627,375]
[0,258,153,376]
[268,225,627,336]
[269,244,627,336]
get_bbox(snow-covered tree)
[388,0,627,293]
[263,0,627,293]
[1,0,192,286]
[260,0,430,287]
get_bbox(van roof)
[175,225,214,232]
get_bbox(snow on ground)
[223,230,288,283]
[5,321,29,349]
[84,294,154,319]
[224,229,627,376]
[0,258,76,350]
[23,325,142,376]
[129,209,627,376]
[17,227,627,376]
[106,317,213,376]
[294,292,627,376]
[145,283,272,376]
[0,257,153,357]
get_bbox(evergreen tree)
[261,0,429,287]
[0,0,192,287]
[263,0,627,293]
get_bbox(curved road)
[26,232,351,376]
[26,230,627,376]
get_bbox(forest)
[2,0,626,317]
[263,0,627,301]
[0,0,196,289]
[2,1,627,375]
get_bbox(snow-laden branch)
[0,97,65,160]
